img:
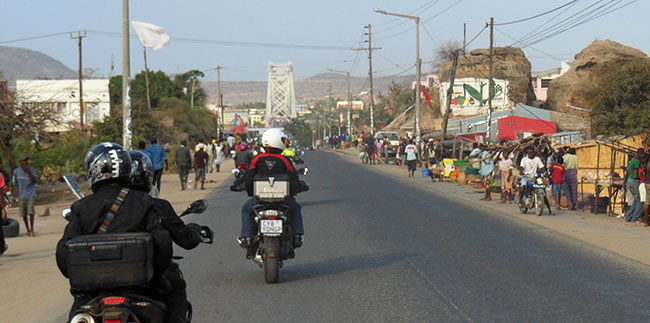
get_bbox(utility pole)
[463,23,467,54]
[143,47,151,110]
[70,31,86,130]
[327,68,351,138]
[487,17,494,143]
[365,24,375,134]
[440,50,460,156]
[220,93,224,136]
[122,0,131,149]
[415,17,421,141]
[217,65,221,138]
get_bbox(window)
[541,79,552,88]
[85,103,101,123]
[56,102,67,114]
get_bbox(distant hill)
[0,46,76,82]
[202,72,415,106]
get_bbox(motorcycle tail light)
[105,320,121,323]
[102,297,126,305]
[267,217,276,220]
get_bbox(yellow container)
[442,159,457,177]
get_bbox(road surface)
[175,150,650,322]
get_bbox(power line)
[420,23,441,47]
[494,27,565,61]
[373,0,443,33]
[508,0,580,47]
[88,30,354,51]
[0,31,78,44]
[375,0,463,41]
[464,24,488,48]
[494,0,581,26]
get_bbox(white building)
[531,60,572,101]
[438,77,511,116]
[16,79,110,132]
[336,100,364,110]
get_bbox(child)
[551,155,565,210]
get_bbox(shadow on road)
[281,252,410,282]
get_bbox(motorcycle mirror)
[61,208,72,220]
[200,225,214,244]
[300,150,305,156]
[230,150,236,157]
[231,168,240,176]
[302,168,309,176]
[181,199,209,217]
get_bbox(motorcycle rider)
[234,143,254,169]
[518,148,554,214]
[234,128,305,249]
[128,150,204,322]
[55,143,174,322]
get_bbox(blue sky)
[0,0,646,81]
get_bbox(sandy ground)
[334,148,650,266]
[0,167,233,322]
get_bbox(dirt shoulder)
[332,148,650,267]
[0,169,232,322]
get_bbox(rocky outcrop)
[438,46,535,106]
[546,40,649,113]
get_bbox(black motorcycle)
[231,168,308,283]
[63,200,213,323]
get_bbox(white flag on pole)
[131,21,170,50]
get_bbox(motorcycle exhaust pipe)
[71,313,95,323]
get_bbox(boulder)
[438,46,535,107]
[546,40,649,113]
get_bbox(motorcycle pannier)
[253,174,290,202]
[66,232,154,290]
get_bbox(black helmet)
[84,142,132,192]
[128,150,154,193]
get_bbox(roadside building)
[16,79,110,132]
[531,61,572,102]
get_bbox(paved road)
[180,150,650,322]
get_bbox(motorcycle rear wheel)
[263,237,280,283]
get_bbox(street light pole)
[374,8,421,141]
[327,69,352,138]
[122,0,131,149]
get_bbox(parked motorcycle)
[231,167,309,283]
[63,199,213,323]
[518,171,551,216]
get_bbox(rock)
[547,40,649,113]
[438,46,535,107]
[37,207,50,217]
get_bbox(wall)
[438,77,510,116]
[497,115,557,141]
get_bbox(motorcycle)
[63,199,214,323]
[518,171,550,216]
[231,167,309,283]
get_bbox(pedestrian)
[227,134,235,152]
[213,140,223,172]
[641,153,650,226]
[405,139,418,178]
[480,147,495,201]
[551,154,565,210]
[13,155,37,237]
[624,148,645,222]
[194,144,208,190]
[175,140,192,190]
[0,163,8,255]
[562,147,579,210]
[0,158,11,220]
[399,139,407,167]
[147,138,168,193]
[498,151,514,203]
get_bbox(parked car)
[375,131,400,158]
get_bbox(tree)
[284,117,313,147]
[173,70,206,107]
[130,70,183,108]
[357,81,415,131]
[0,90,60,171]
[590,59,650,138]
[433,40,462,71]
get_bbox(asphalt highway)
[179,150,650,322]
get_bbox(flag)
[420,84,433,108]
[131,21,170,50]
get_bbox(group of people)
[622,147,650,226]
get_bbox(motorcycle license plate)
[260,219,283,234]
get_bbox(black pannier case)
[66,232,154,290]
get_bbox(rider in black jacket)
[55,143,176,322]
[235,128,305,249]
[127,150,202,323]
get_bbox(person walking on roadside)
[175,140,192,190]
[213,140,223,172]
[13,155,37,237]
[625,148,645,222]
[0,165,8,255]
[479,147,495,201]
[551,155,565,210]
[194,144,208,190]
[405,139,418,178]
[498,151,514,203]
[147,138,168,193]
[562,147,579,210]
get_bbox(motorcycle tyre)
[535,192,544,216]
[2,218,19,237]
[263,237,280,284]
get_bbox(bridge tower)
[265,62,296,128]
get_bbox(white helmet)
[262,128,288,150]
